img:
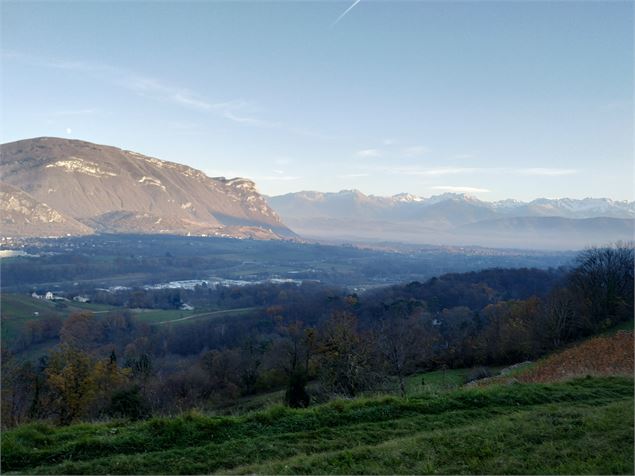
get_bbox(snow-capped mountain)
[267,190,634,249]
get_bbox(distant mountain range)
[1,138,632,250]
[267,190,635,250]
[0,138,293,240]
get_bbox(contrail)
[331,0,362,27]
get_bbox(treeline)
[2,245,632,428]
[87,280,340,311]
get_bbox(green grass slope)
[2,377,633,475]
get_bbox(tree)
[541,287,577,348]
[45,345,97,425]
[480,298,540,363]
[200,349,242,400]
[239,336,267,395]
[1,350,36,427]
[106,386,150,420]
[318,312,380,397]
[377,303,436,396]
[126,353,153,390]
[268,319,316,407]
[91,350,131,414]
[59,312,104,350]
[570,244,634,332]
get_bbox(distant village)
[31,291,90,303]
[29,290,195,315]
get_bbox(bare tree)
[318,312,380,397]
[542,288,577,348]
[571,243,634,332]
[377,304,436,396]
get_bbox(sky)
[1,0,633,201]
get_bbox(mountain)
[458,216,635,249]
[267,190,635,250]
[0,182,94,237]
[0,137,293,240]
[492,197,635,219]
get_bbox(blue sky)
[2,1,633,201]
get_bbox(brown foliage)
[519,331,634,383]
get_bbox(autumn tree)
[480,298,541,363]
[59,312,104,350]
[45,345,97,425]
[200,348,242,400]
[91,350,131,415]
[318,312,380,397]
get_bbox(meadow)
[2,376,632,475]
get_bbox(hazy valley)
[2,137,632,252]
[268,190,635,250]
[2,1,634,474]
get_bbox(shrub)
[106,386,150,421]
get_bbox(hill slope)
[0,182,93,237]
[0,137,293,239]
[1,377,632,475]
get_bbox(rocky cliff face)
[0,137,293,239]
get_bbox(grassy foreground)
[2,377,633,475]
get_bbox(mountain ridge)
[268,189,635,219]
[0,137,294,240]
[266,189,635,250]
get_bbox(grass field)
[1,294,66,342]
[403,366,507,394]
[1,293,259,343]
[2,377,632,475]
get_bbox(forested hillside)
[2,245,632,428]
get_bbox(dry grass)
[519,331,634,384]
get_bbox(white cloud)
[356,148,381,158]
[337,173,369,178]
[6,51,322,135]
[66,128,72,135]
[416,167,475,176]
[355,164,477,177]
[431,186,490,193]
[402,145,429,158]
[357,165,580,179]
[453,153,474,160]
[50,108,98,117]
[257,175,301,181]
[393,166,475,176]
[517,168,577,176]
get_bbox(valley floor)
[2,377,633,475]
